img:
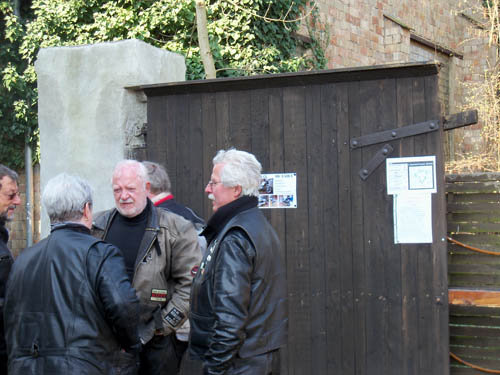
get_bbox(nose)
[120,190,130,200]
[205,182,212,194]
[13,193,21,205]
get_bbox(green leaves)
[0,0,325,168]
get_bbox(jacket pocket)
[189,311,214,355]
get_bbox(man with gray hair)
[189,149,288,375]
[92,160,201,375]
[0,164,21,374]
[4,173,141,374]
[143,161,205,229]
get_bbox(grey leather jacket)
[92,202,202,344]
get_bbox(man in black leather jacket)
[189,149,287,375]
[0,165,21,374]
[4,173,141,374]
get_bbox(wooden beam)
[129,62,440,97]
[449,289,500,307]
[443,110,478,131]
[410,33,464,59]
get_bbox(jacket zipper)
[131,228,158,286]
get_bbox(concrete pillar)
[36,39,186,237]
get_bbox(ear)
[233,185,242,198]
[145,181,151,194]
[83,202,91,218]
[82,202,93,229]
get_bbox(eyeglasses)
[1,191,19,200]
[207,180,222,188]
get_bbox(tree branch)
[196,0,216,79]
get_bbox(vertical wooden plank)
[188,93,204,215]
[202,93,217,220]
[176,93,191,205]
[229,91,252,151]
[412,76,434,374]
[349,81,366,375]
[216,92,230,150]
[250,88,270,170]
[360,79,391,374]
[283,85,310,375]
[396,77,418,375]
[306,84,327,375]
[267,87,287,374]
[166,95,179,195]
[425,74,449,375]
[321,83,342,374]
[268,88,286,251]
[337,81,355,374]
[145,96,164,162]
[250,88,271,225]
[377,78,403,375]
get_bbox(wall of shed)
[144,64,449,375]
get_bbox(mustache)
[208,194,214,201]
[119,198,134,204]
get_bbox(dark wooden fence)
[447,173,500,374]
[137,62,449,375]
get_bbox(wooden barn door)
[144,63,449,375]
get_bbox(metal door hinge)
[350,120,439,149]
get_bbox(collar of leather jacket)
[202,195,257,244]
[93,199,158,232]
[50,222,91,235]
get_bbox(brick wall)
[6,165,41,257]
[309,0,494,161]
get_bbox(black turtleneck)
[201,196,258,245]
[105,201,151,281]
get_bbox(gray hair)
[0,164,18,187]
[113,160,149,188]
[42,173,93,223]
[143,161,171,194]
[213,149,262,197]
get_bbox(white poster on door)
[258,173,297,209]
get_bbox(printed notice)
[259,173,297,209]
[393,193,433,244]
[386,156,437,195]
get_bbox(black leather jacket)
[0,222,13,361]
[189,198,287,375]
[4,223,141,374]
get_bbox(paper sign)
[386,156,437,195]
[259,173,297,209]
[393,193,433,244]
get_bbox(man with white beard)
[92,160,201,375]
